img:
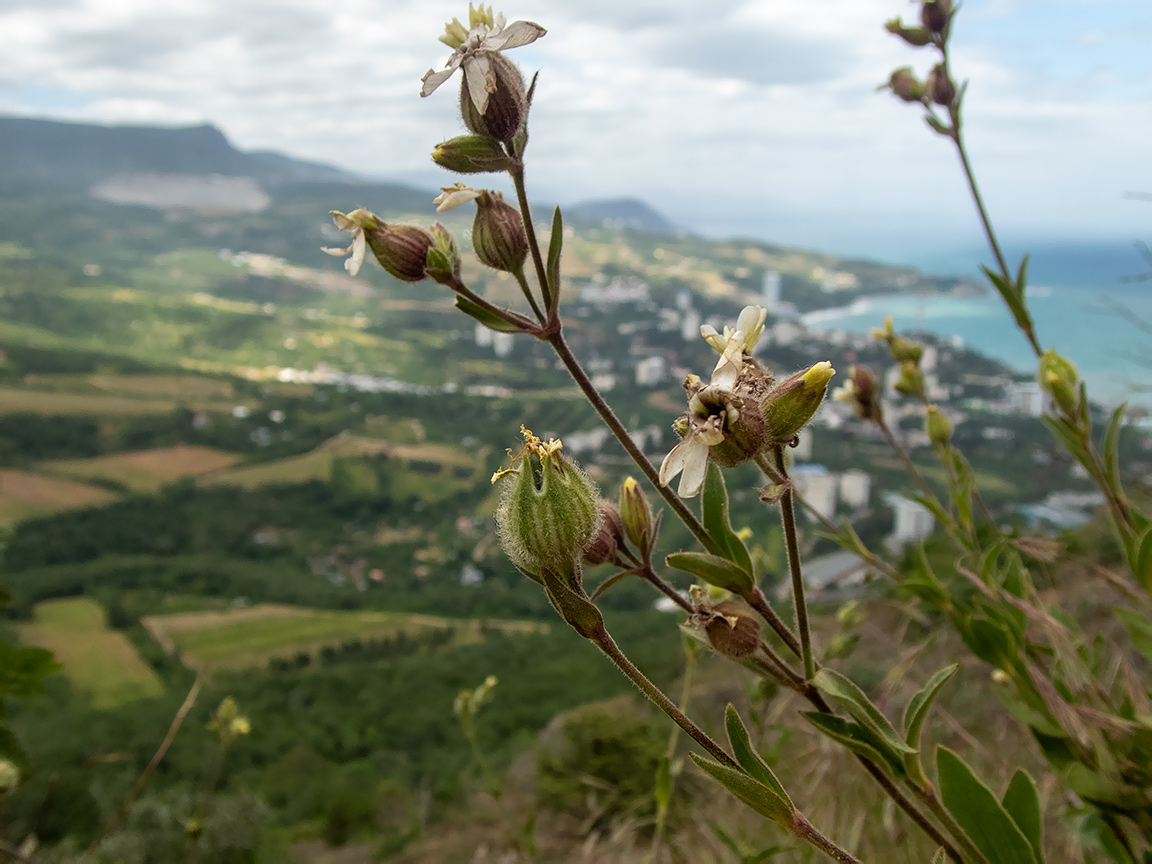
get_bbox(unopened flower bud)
[432,135,514,174]
[494,427,601,581]
[926,64,956,107]
[704,601,761,658]
[216,697,238,724]
[473,191,528,273]
[762,361,835,444]
[229,716,251,737]
[833,365,883,423]
[924,405,953,449]
[872,317,923,363]
[886,67,925,103]
[920,0,951,35]
[894,362,924,398]
[583,500,627,566]
[1038,349,1080,417]
[424,222,462,286]
[460,52,526,143]
[619,476,653,552]
[365,223,435,282]
[885,18,933,47]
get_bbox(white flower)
[434,183,482,212]
[321,209,370,276]
[421,4,545,115]
[700,305,767,355]
[659,332,745,497]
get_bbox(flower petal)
[485,19,546,51]
[659,437,691,487]
[321,244,352,257]
[329,210,355,231]
[421,64,458,97]
[462,53,494,113]
[676,439,710,498]
[346,230,366,276]
[434,184,482,212]
[711,331,744,390]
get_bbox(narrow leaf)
[911,494,947,526]
[454,296,528,333]
[1002,770,1043,862]
[702,464,754,577]
[655,756,672,813]
[689,753,794,828]
[1015,255,1030,301]
[546,206,563,314]
[813,668,916,755]
[667,551,753,595]
[960,617,1017,669]
[902,664,958,752]
[725,705,794,813]
[1116,608,1152,663]
[1135,528,1152,590]
[1103,404,1126,498]
[937,747,1038,864]
[801,712,906,779]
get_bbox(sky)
[1,0,1150,266]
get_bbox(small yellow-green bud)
[920,0,952,35]
[424,221,462,286]
[619,476,653,552]
[884,18,933,47]
[472,191,528,274]
[871,316,923,363]
[229,716,251,737]
[926,63,956,107]
[216,697,238,724]
[494,427,601,581]
[762,361,835,443]
[583,500,626,566]
[885,67,925,103]
[894,361,924,398]
[704,601,761,659]
[365,222,435,283]
[459,52,526,143]
[1038,349,1080,417]
[0,758,19,794]
[924,405,953,449]
[432,135,514,174]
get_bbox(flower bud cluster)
[435,184,530,274]
[1038,349,1082,420]
[207,696,252,745]
[882,2,957,115]
[322,209,461,287]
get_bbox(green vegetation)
[16,598,163,709]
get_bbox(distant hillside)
[565,198,680,234]
[0,116,361,191]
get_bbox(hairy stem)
[548,332,715,552]
[745,586,803,660]
[591,626,736,768]
[773,446,816,681]
[512,265,546,323]
[793,814,864,864]
[508,165,553,314]
[648,641,697,862]
[639,563,694,614]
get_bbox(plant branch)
[508,164,553,314]
[793,814,864,864]
[512,265,546,323]
[773,446,816,681]
[745,586,803,660]
[548,331,715,552]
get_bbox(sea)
[801,241,1152,409]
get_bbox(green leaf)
[1115,608,1152,663]
[902,664,958,783]
[724,705,794,813]
[1015,255,1030,300]
[454,296,527,333]
[512,71,539,158]
[1040,416,1085,460]
[689,753,794,828]
[1103,403,1127,499]
[952,453,974,533]
[655,756,672,814]
[800,712,905,779]
[1002,770,1043,863]
[937,747,1038,864]
[1134,528,1152,590]
[702,464,754,578]
[667,551,753,595]
[545,206,563,314]
[813,668,916,756]
[911,494,947,526]
[959,616,1017,669]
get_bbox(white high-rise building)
[792,466,836,521]
[839,470,872,510]
[636,356,667,386]
[681,308,701,342]
[493,332,514,357]
[888,495,935,546]
[474,322,493,347]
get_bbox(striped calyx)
[494,427,601,581]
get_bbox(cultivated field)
[0,468,117,523]
[17,597,163,709]
[42,444,242,493]
[142,603,547,671]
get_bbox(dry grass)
[0,468,117,522]
[42,444,241,492]
[17,597,163,709]
[0,386,237,416]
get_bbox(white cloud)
[0,0,1148,261]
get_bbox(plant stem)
[877,417,943,512]
[444,275,539,332]
[648,641,697,862]
[745,586,803,659]
[591,626,736,769]
[773,446,816,680]
[508,165,553,313]
[88,674,204,856]
[462,715,500,799]
[914,785,989,864]
[793,815,864,864]
[639,563,693,614]
[548,332,715,552]
[512,266,545,323]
